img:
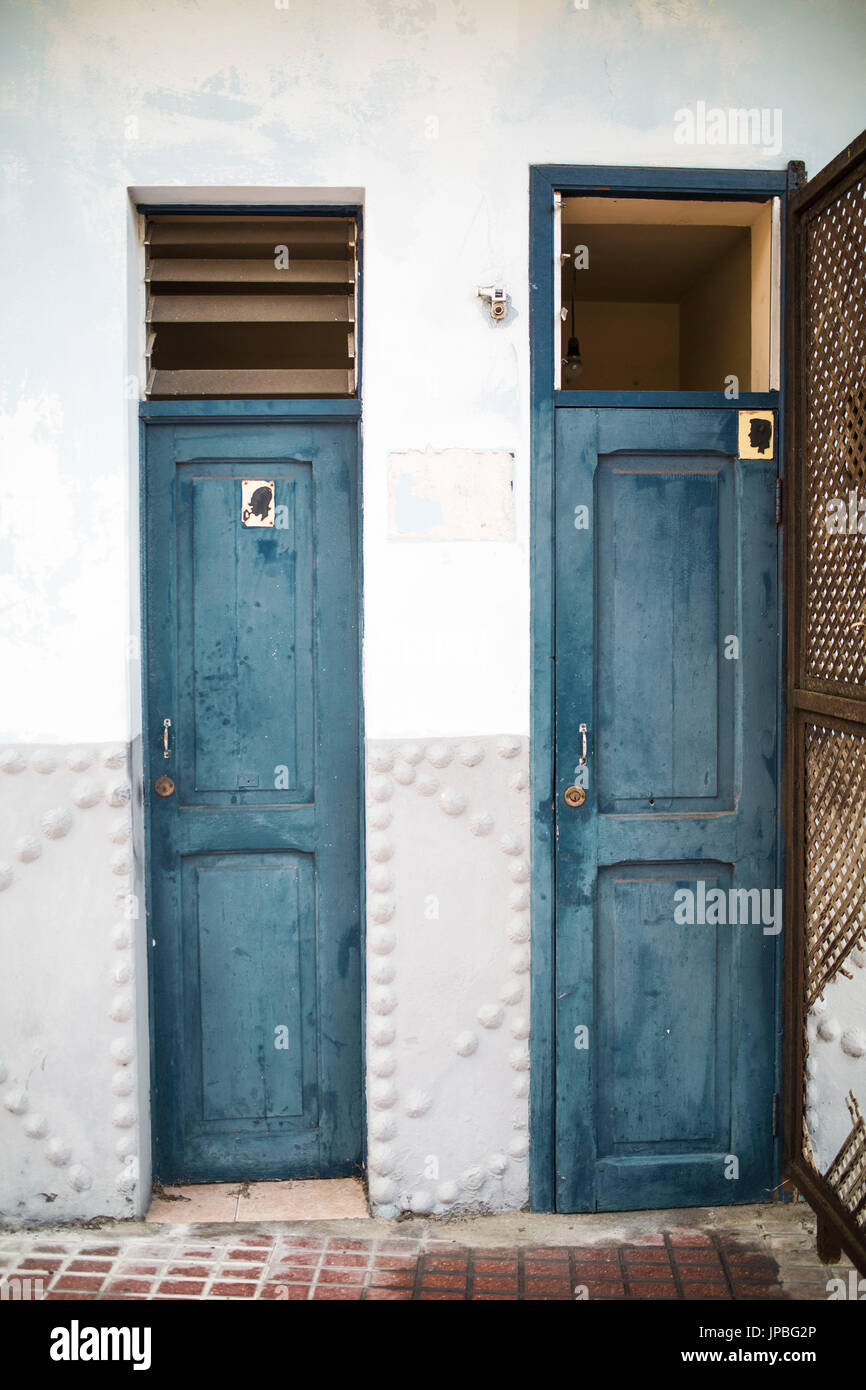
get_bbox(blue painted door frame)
[140,399,364,1183]
[529,164,795,1212]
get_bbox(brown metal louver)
[784,127,866,1274]
[144,214,357,398]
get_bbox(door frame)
[136,202,366,1183]
[528,163,794,1211]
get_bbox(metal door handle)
[163,717,172,759]
[564,723,589,808]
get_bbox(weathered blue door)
[144,419,361,1182]
[555,407,779,1210]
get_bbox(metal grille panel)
[787,129,866,1273]
[804,724,866,1006]
[804,175,866,688]
[825,1094,866,1235]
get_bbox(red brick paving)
[0,1227,802,1300]
[52,1274,107,1292]
[157,1279,207,1296]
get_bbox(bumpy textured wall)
[364,735,530,1216]
[0,745,144,1222]
[0,735,530,1222]
[806,951,866,1173]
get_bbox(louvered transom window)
[144,214,357,398]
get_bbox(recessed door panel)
[185,852,314,1127]
[178,468,314,804]
[596,457,735,813]
[596,862,732,1156]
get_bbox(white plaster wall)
[3,0,865,742]
[1,0,865,1219]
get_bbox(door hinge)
[773,1091,781,1137]
[775,476,783,526]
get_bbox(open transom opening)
[558,196,780,393]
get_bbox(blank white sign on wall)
[387,448,515,541]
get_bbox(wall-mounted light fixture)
[477,285,508,320]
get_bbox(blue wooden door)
[144,420,361,1182]
[554,408,779,1211]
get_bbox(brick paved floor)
[0,1203,853,1301]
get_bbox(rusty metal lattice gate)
[784,128,866,1273]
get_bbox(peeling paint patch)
[388,448,514,541]
[142,88,262,122]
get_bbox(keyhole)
[649,797,654,807]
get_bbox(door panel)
[596,862,733,1153]
[596,454,735,812]
[185,852,315,1126]
[555,407,779,1211]
[145,421,361,1182]
[179,467,314,803]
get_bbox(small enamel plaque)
[241,479,275,526]
[738,411,774,460]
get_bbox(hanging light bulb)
[563,335,583,380]
[563,249,583,382]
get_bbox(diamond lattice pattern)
[804,725,866,1006]
[805,176,866,687]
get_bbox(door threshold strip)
[146,1178,370,1224]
